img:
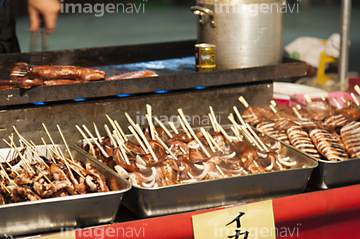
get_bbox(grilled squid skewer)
[340,121,360,158]
[309,129,348,161]
[287,126,321,161]
[256,121,290,144]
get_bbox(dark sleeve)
[0,0,11,9]
[0,1,21,53]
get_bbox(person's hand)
[28,0,61,34]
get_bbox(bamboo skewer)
[104,124,117,148]
[24,148,39,166]
[5,146,13,164]
[105,114,124,143]
[112,130,123,147]
[270,105,278,114]
[180,147,187,155]
[57,150,85,180]
[154,117,173,139]
[42,123,60,155]
[0,154,19,176]
[200,128,215,153]
[351,92,360,106]
[30,140,45,157]
[292,107,302,118]
[3,139,35,174]
[303,94,312,103]
[270,100,277,107]
[125,113,138,133]
[135,124,159,162]
[128,126,149,154]
[109,129,130,165]
[246,124,269,152]
[233,106,246,126]
[112,129,131,155]
[19,140,24,150]
[13,126,32,148]
[208,113,217,133]
[35,165,57,190]
[229,111,268,152]
[238,96,249,108]
[0,163,18,187]
[332,98,342,109]
[113,131,131,165]
[9,137,37,169]
[209,106,219,132]
[241,125,264,151]
[228,115,254,145]
[81,125,109,158]
[57,125,75,162]
[114,120,128,142]
[12,128,48,168]
[177,116,191,138]
[340,97,347,104]
[55,148,84,179]
[93,123,102,143]
[41,137,57,164]
[354,85,360,96]
[0,180,10,193]
[231,126,243,142]
[178,108,211,158]
[119,141,131,165]
[154,135,177,160]
[168,121,179,134]
[75,125,95,156]
[146,115,158,139]
[228,115,255,145]
[146,104,156,140]
[296,104,302,111]
[214,121,232,143]
[58,149,78,182]
[206,132,224,154]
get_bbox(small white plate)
[273,82,328,100]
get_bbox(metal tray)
[0,145,131,237]
[76,133,317,218]
[308,158,360,189]
[121,138,317,217]
[262,132,360,189]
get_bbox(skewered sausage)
[7,62,106,88]
[106,70,158,80]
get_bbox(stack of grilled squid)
[242,96,360,162]
[78,107,298,189]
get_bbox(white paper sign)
[192,200,275,239]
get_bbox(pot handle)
[190,6,216,27]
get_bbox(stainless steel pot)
[191,0,283,70]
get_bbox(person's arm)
[28,0,60,34]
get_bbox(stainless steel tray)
[0,145,131,237]
[308,158,360,189]
[77,131,317,217]
[262,132,360,189]
[120,138,317,217]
